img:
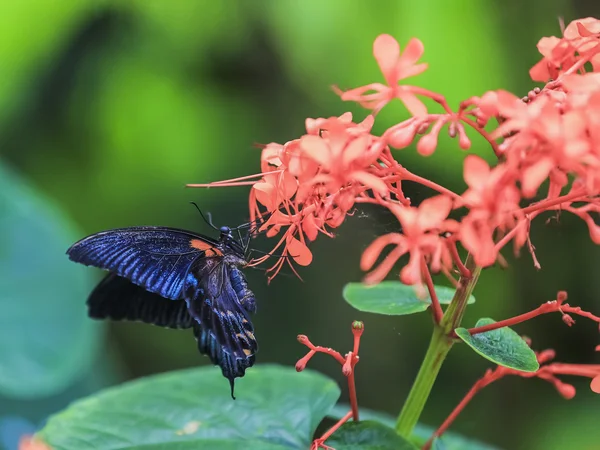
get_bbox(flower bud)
[562,314,576,326]
[387,125,417,149]
[591,375,600,394]
[352,321,364,331]
[557,381,576,399]
[416,133,438,156]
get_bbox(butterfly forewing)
[67,227,218,300]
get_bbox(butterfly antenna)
[233,210,275,232]
[190,202,219,231]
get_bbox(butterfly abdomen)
[228,265,257,313]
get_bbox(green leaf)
[0,162,101,399]
[343,281,475,316]
[327,405,502,450]
[327,421,418,449]
[455,318,539,372]
[38,364,341,450]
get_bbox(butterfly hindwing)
[88,273,194,329]
[67,227,221,300]
[184,258,258,398]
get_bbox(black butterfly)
[66,221,258,399]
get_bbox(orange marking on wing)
[190,239,223,256]
[243,349,253,356]
[245,331,255,340]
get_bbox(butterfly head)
[218,225,250,264]
[220,225,233,240]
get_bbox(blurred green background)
[1,1,599,449]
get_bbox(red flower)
[530,17,600,82]
[361,196,456,285]
[458,156,522,266]
[337,34,428,115]
[239,113,404,280]
[189,17,600,286]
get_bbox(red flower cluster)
[191,17,600,287]
[191,112,409,280]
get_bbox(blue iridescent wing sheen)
[88,273,194,329]
[67,227,218,300]
[184,258,258,399]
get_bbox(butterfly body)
[67,225,257,398]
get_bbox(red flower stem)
[447,240,471,278]
[546,363,600,377]
[441,265,459,287]
[404,86,501,158]
[347,371,360,422]
[186,181,258,187]
[520,190,587,215]
[465,305,550,336]
[495,191,588,253]
[316,410,353,444]
[421,256,443,324]
[494,217,531,252]
[424,373,499,449]
[187,170,283,187]
[494,192,588,254]
[315,348,346,365]
[463,301,600,336]
[298,335,347,365]
[459,116,502,159]
[353,329,362,355]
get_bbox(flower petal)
[351,170,388,196]
[399,251,422,285]
[300,135,331,168]
[286,236,313,266]
[363,243,406,285]
[463,155,491,190]
[342,135,369,167]
[374,34,400,85]
[253,182,276,210]
[398,38,425,72]
[360,233,402,271]
[398,91,428,117]
[417,195,453,230]
[521,158,553,197]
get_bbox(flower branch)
[455,291,600,337]
[296,321,365,450]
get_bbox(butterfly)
[66,217,258,399]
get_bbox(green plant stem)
[395,325,452,437]
[395,255,481,438]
